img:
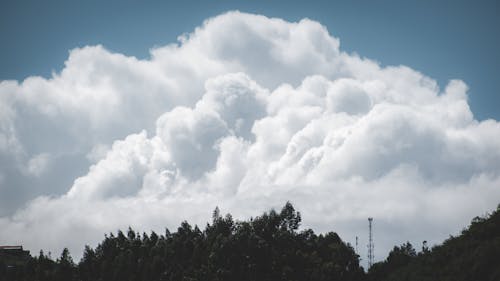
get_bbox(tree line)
[367,203,500,281]
[1,202,499,281]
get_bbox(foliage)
[0,202,363,281]
[2,202,499,281]
[367,204,500,281]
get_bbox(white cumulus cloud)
[0,11,499,266]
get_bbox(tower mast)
[367,217,374,268]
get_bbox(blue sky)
[1,0,499,120]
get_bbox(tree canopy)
[0,202,363,281]
[367,204,500,281]
[1,202,499,281]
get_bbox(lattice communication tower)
[367,217,374,268]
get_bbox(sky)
[1,0,500,268]
[2,0,499,120]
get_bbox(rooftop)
[0,246,24,250]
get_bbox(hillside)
[367,204,500,281]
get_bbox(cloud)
[1,11,500,266]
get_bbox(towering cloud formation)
[1,12,499,263]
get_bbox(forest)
[1,202,499,281]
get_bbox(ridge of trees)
[0,202,363,281]
[367,204,500,281]
[1,202,499,281]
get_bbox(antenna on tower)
[355,236,359,256]
[367,217,374,268]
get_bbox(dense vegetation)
[1,202,499,281]
[0,202,363,281]
[367,204,500,281]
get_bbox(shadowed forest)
[1,202,499,281]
